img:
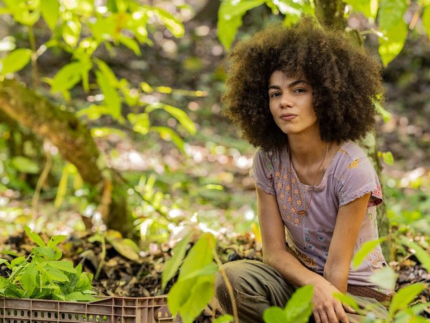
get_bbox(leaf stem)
[209,238,239,323]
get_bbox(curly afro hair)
[222,16,385,151]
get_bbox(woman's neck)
[288,135,328,167]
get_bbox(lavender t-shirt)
[250,140,387,287]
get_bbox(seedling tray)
[0,296,181,323]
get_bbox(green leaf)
[368,266,398,291]
[378,16,408,67]
[372,99,391,122]
[179,233,216,281]
[332,293,360,311]
[128,113,150,135]
[177,263,219,282]
[179,277,215,323]
[51,62,84,93]
[378,0,407,31]
[1,49,32,75]
[263,306,287,323]
[423,6,430,42]
[11,256,26,268]
[41,0,59,30]
[33,247,56,260]
[47,235,67,248]
[75,272,93,292]
[11,156,40,174]
[212,314,234,323]
[150,126,185,153]
[118,34,141,56]
[388,283,426,317]
[96,71,121,119]
[48,261,77,274]
[65,291,97,301]
[400,237,430,273]
[352,237,386,269]
[151,7,184,38]
[162,233,192,290]
[162,104,196,135]
[108,238,140,261]
[284,285,314,323]
[20,262,38,296]
[95,58,118,86]
[217,0,265,50]
[62,18,81,47]
[24,226,46,247]
[344,0,378,19]
[381,151,394,165]
[45,266,70,282]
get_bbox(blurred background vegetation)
[0,0,429,256]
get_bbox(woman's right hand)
[311,279,355,323]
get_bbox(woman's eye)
[270,92,280,98]
[294,88,305,93]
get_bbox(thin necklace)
[288,143,329,216]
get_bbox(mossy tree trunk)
[313,0,390,259]
[0,79,133,237]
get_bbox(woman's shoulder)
[337,140,368,161]
[332,140,375,176]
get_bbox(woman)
[215,17,393,323]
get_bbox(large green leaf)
[344,0,378,19]
[118,34,141,56]
[352,237,386,269]
[378,18,408,67]
[162,233,192,290]
[3,0,40,26]
[388,283,425,317]
[41,0,59,30]
[20,263,38,296]
[48,261,77,274]
[11,156,40,174]
[217,0,266,50]
[1,49,32,75]
[179,278,215,323]
[368,266,398,290]
[284,285,314,323]
[378,0,407,31]
[263,306,287,323]
[45,266,70,282]
[147,103,196,134]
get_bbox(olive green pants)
[215,260,389,323]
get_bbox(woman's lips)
[280,114,297,121]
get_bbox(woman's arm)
[324,192,371,292]
[257,186,351,323]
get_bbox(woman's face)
[268,70,318,137]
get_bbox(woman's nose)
[280,94,293,108]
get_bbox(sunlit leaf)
[372,99,391,122]
[1,49,32,75]
[352,237,386,269]
[162,233,192,290]
[51,62,84,93]
[128,113,150,135]
[41,0,59,30]
[62,19,82,47]
[24,226,46,248]
[212,314,233,323]
[11,156,39,174]
[378,0,407,31]
[388,283,426,317]
[150,126,185,153]
[368,266,398,291]
[284,285,314,323]
[150,7,184,38]
[344,0,378,19]
[217,0,265,50]
[263,306,286,323]
[118,34,141,56]
[378,7,408,66]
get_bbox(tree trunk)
[313,0,390,260]
[0,79,133,237]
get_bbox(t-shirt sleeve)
[338,157,383,207]
[249,149,276,195]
